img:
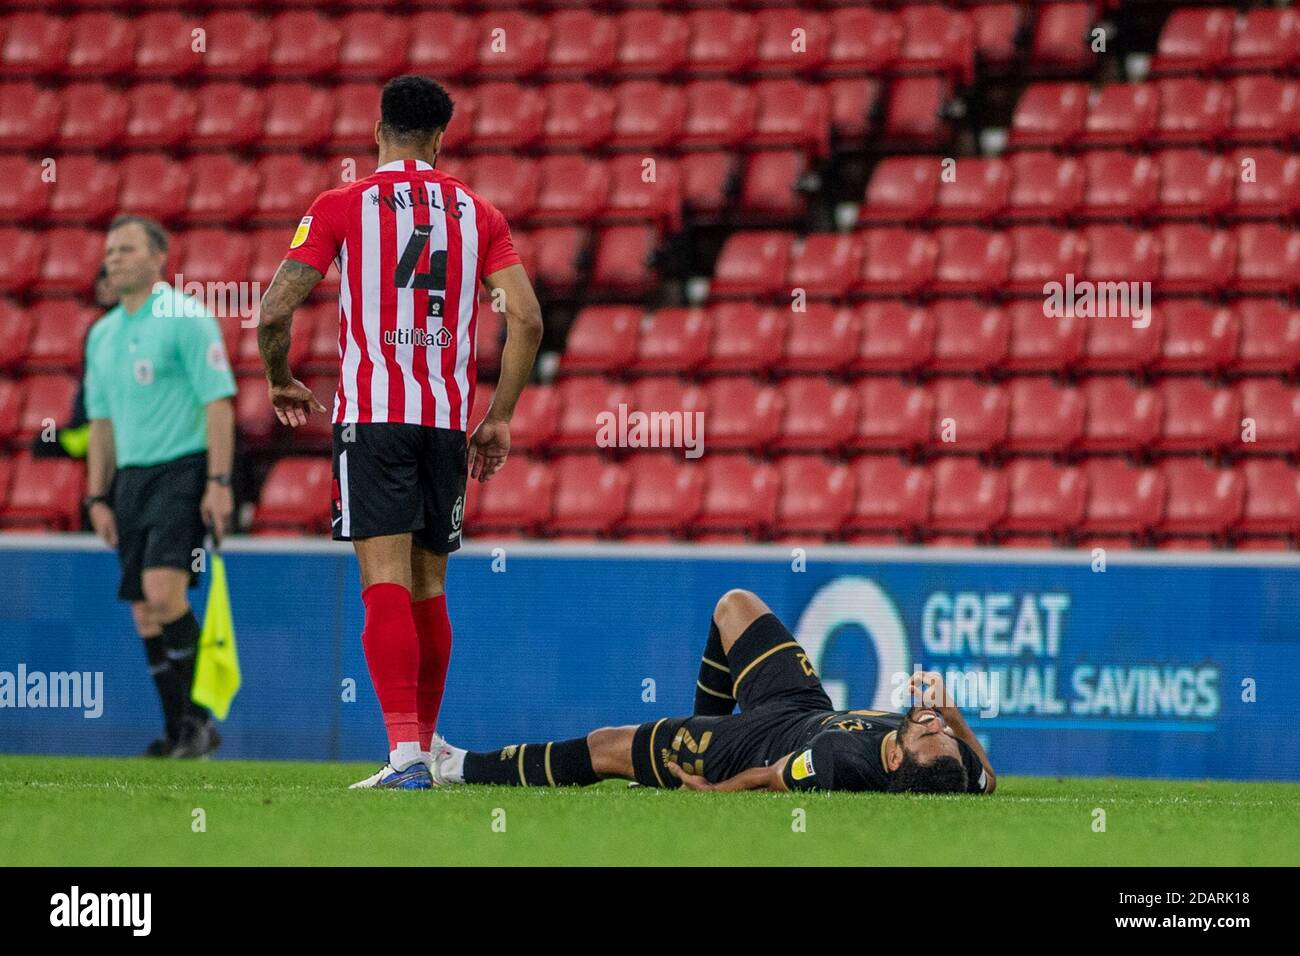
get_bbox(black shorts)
[632,614,833,787]
[112,451,207,602]
[331,422,467,553]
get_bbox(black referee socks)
[693,622,736,716]
[160,610,205,719]
[142,636,184,741]
[463,738,600,787]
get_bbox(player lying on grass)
[431,589,996,794]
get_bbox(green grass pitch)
[2,756,1297,866]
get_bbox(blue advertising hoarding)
[0,536,1295,781]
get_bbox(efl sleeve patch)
[289,216,313,250]
[790,748,816,781]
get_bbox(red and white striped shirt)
[285,159,520,430]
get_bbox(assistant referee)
[83,215,237,758]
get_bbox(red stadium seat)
[618,454,706,537]
[610,81,687,151]
[1227,9,1299,74]
[1028,3,1095,74]
[262,83,335,150]
[1155,149,1232,220]
[200,12,271,79]
[549,456,630,536]
[66,13,135,79]
[773,378,858,452]
[1080,378,1163,454]
[469,155,539,224]
[465,457,555,537]
[268,12,340,79]
[602,154,682,231]
[1157,301,1239,373]
[927,459,1008,539]
[1233,223,1300,295]
[752,80,830,157]
[19,374,78,440]
[1005,153,1083,222]
[0,299,34,371]
[26,300,96,371]
[408,14,477,81]
[0,229,42,294]
[532,156,609,224]
[471,82,545,151]
[57,83,127,150]
[0,82,61,149]
[701,378,783,451]
[880,77,951,149]
[475,13,550,79]
[1156,224,1236,295]
[931,228,1011,295]
[336,13,408,80]
[1082,224,1161,288]
[35,228,100,295]
[191,83,265,149]
[897,6,975,84]
[929,380,1008,453]
[1000,460,1085,537]
[588,225,657,295]
[234,377,275,446]
[971,4,1022,67]
[755,9,828,76]
[613,11,689,79]
[711,231,793,298]
[1010,83,1087,149]
[684,9,758,77]
[693,456,779,535]
[133,12,200,79]
[1230,148,1300,221]
[1158,459,1244,539]
[252,458,331,533]
[736,150,809,221]
[851,302,934,375]
[1228,76,1299,145]
[1079,151,1158,221]
[775,456,854,536]
[123,83,196,149]
[681,81,756,151]
[186,155,259,225]
[254,155,328,225]
[178,229,251,287]
[855,228,937,296]
[825,8,900,76]
[1080,83,1158,148]
[46,156,120,225]
[1154,78,1231,145]
[1237,380,1300,455]
[845,456,931,537]
[932,158,1009,223]
[561,306,640,375]
[859,157,938,225]
[330,84,382,149]
[1,456,84,531]
[1156,379,1241,453]
[780,304,859,374]
[1006,378,1085,454]
[929,300,1009,374]
[824,78,881,141]
[542,84,616,152]
[1080,308,1165,372]
[634,308,712,376]
[1234,300,1300,375]
[554,378,634,451]
[524,225,587,293]
[1150,9,1233,76]
[703,303,787,376]
[678,152,733,217]
[1080,460,1166,539]
[1237,461,1300,538]
[544,11,617,80]
[849,379,932,452]
[630,378,708,425]
[116,154,191,225]
[505,383,561,452]
[1007,226,1086,295]
[0,379,23,440]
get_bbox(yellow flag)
[192,553,241,721]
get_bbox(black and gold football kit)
[630,613,989,793]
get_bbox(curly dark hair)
[887,754,967,794]
[379,75,454,141]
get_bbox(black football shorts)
[112,451,207,601]
[331,422,468,553]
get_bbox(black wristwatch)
[208,473,233,487]
[83,494,109,511]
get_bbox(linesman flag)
[192,552,241,720]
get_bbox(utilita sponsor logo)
[50,887,151,936]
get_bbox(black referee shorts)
[112,451,207,602]
[331,422,467,553]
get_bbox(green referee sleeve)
[176,310,236,405]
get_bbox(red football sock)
[360,582,420,751]
[411,594,453,750]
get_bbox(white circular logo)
[450,495,464,532]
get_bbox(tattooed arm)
[259,259,327,427]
